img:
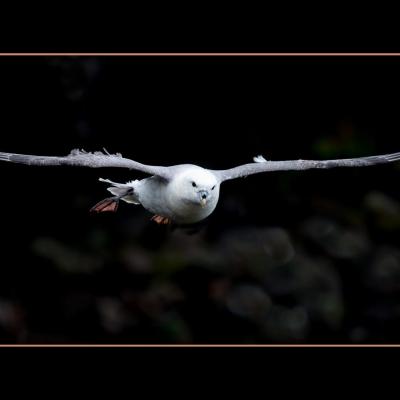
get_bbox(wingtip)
[384,152,400,162]
[0,152,11,162]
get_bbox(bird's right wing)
[212,152,400,182]
[0,149,172,180]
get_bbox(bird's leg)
[90,196,120,213]
[151,215,172,225]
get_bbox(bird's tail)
[98,178,140,204]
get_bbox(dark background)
[1,56,400,343]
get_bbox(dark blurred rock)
[301,217,370,259]
[0,299,26,342]
[219,227,295,279]
[266,253,343,330]
[208,278,231,302]
[97,297,130,334]
[119,245,153,274]
[155,311,192,343]
[366,246,400,293]
[261,305,309,342]
[136,282,184,318]
[226,284,272,321]
[153,230,224,276]
[364,191,400,230]
[349,326,368,343]
[32,237,104,273]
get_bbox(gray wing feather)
[212,151,400,182]
[0,149,172,179]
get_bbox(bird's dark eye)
[211,185,215,190]
[192,182,197,187]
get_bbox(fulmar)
[1,148,399,224]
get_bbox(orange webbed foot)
[90,198,119,213]
[151,215,172,225]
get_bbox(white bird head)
[172,166,220,208]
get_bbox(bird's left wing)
[212,152,400,182]
[0,149,172,180]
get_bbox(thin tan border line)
[0,53,400,56]
[0,344,400,347]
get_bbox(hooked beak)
[198,191,209,207]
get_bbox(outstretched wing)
[0,149,172,180]
[212,152,400,182]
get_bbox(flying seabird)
[0,148,399,224]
